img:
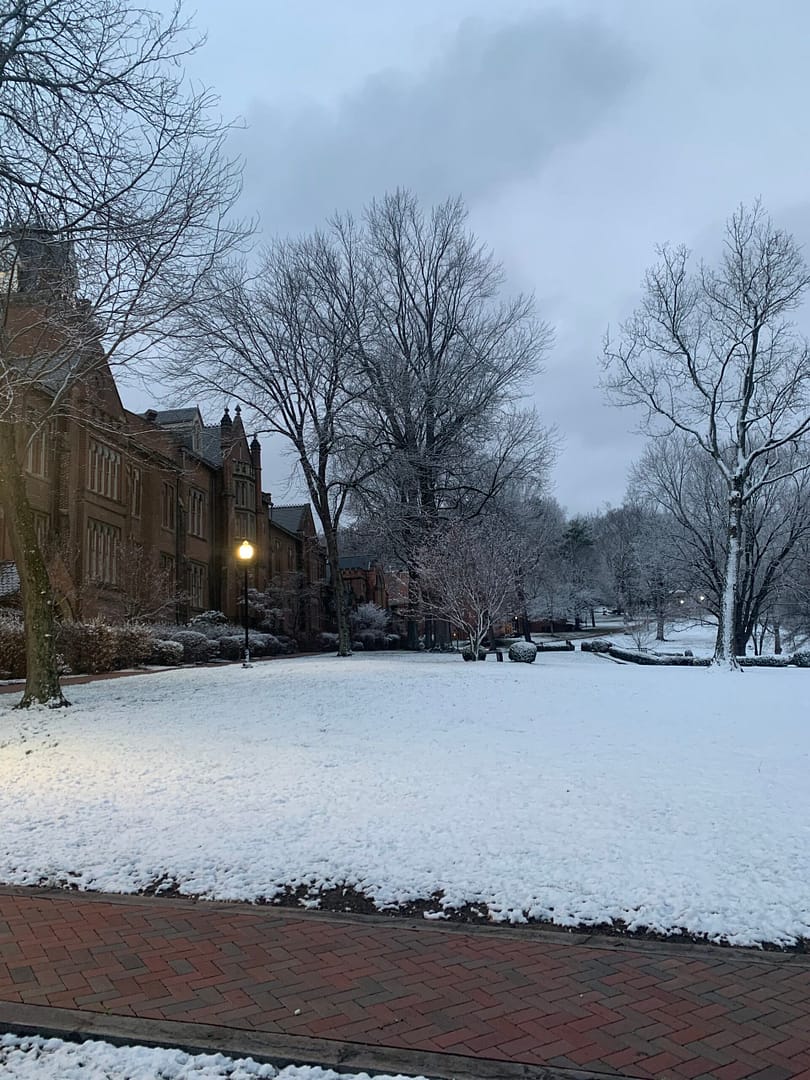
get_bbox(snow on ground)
[0,1033,431,1080]
[602,615,787,658]
[1,651,808,947]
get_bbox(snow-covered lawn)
[0,1034,429,1080]
[1,651,808,947]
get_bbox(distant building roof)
[199,426,223,466]
[269,504,309,535]
[150,408,201,426]
[0,562,20,598]
[338,554,380,571]
[143,408,222,467]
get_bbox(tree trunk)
[323,527,350,656]
[406,568,420,649]
[715,482,743,669]
[514,581,532,642]
[774,622,782,654]
[656,611,665,641]
[0,425,69,707]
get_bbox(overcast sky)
[125,0,810,514]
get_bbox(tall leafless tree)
[343,191,554,646]
[603,203,810,668]
[630,434,810,655]
[0,0,243,707]
[172,233,377,656]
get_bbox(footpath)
[0,887,808,1080]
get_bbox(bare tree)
[414,516,519,659]
[631,434,810,655]
[345,191,554,647]
[173,233,376,656]
[0,0,243,707]
[603,203,810,668]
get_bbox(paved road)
[1,887,808,1079]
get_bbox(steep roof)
[0,562,21,598]
[151,408,201,426]
[338,554,380,571]
[143,408,222,467]
[269,504,309,535]
[199,426,223,466]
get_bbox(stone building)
[0,241,326,630]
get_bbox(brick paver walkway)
[1,888,808,1079]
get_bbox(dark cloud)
[235,12,643,235]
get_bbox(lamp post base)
[242,651,252,669]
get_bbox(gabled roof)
[151,408,201,426]
[269,504,309,535]
[143,408,223,467]
[338,554,380,571]
[199,426,223,466]
[0,562,21,598]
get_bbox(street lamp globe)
[236,538,254,667]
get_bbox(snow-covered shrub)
[318,632,338,651]
[57,619,118,674]
[167,630,219,663]
[0,613,25,678]
[537,640,575,652]
[274,635,297,654]
[218,631,277,660]
[186,620,241,642]
[508,640,537,663]
[461,645,487,661]
[349,602,389,649]
[737,655,791,667]
[581,639,612,653]
[790,651,810,667]
[385,633,400,648]
[189,610,228,626]
[148,639,184,666]
[351,640,364,650]
[110,623,153,669]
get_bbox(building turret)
[220,406,233,448]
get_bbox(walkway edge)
[0,883,806,965]
[0,1003,630,1080]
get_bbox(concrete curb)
[0,1002,630,1080]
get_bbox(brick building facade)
[0,378,327,633]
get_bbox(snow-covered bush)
[217,631,282,660]
[461,645,487,661]
[581,639,612,653]
[317,632,338,651]
[508,640,537,663]
[349,602,390,648]
[57,619,118,674]
[148,639,184,666]
[185,620,242,642]
[166,630,219,664]
[111,623,154,669]
[274,635,297,654]
[737,655,791,667]
[188,610,228,626]
[0,613,25,678]
[790,651,810,667]
[385,633,400,648]
[351,639,364,650]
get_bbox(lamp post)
[237,538,254,667]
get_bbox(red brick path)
[1,889,808,1079]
